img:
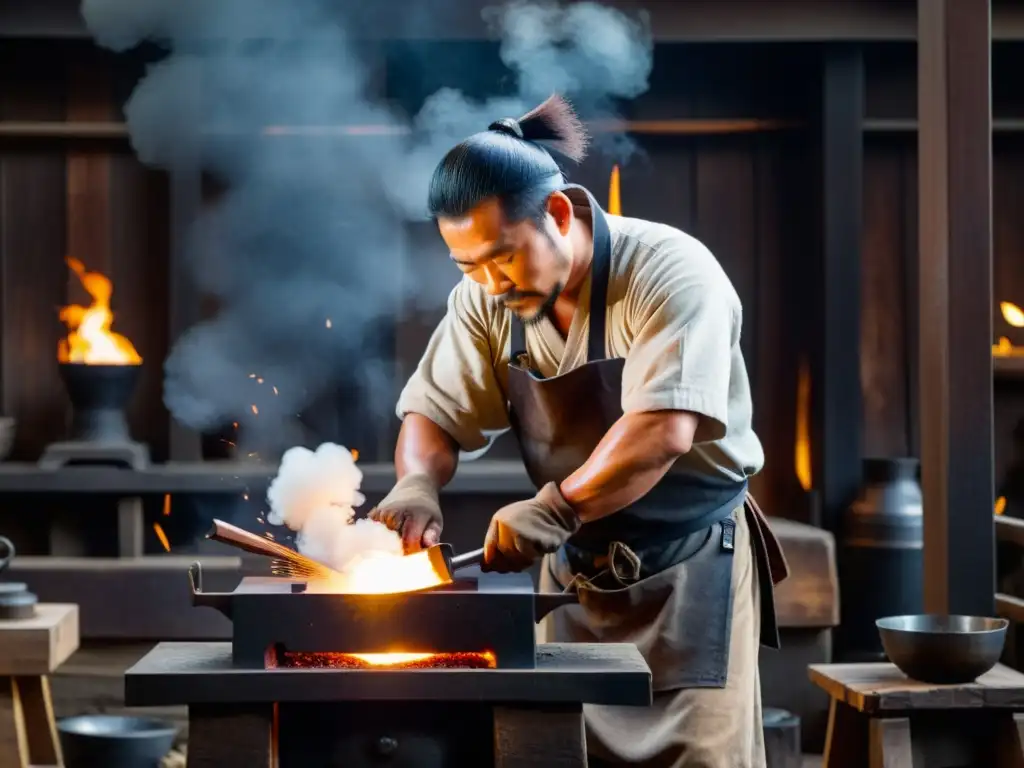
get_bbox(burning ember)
[608,164,621,215]
[276,650,496,670]
[795,358,812,492]
[994,301,1024,357]
[58,258,141,365]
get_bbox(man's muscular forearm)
[395,413,460,489]
[559,410,699,523]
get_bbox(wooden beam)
[918,0,995,616]
[818,45,864,537]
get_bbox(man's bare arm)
[559,410,699,523]
[395,413,460,488]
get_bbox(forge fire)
[273,650,497,670]
[58,257,141,366]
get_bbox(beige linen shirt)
[397,191,764,484]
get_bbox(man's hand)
[368,473,443,553]
[482,482,581,573]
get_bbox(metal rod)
[450,547,485,571]
[0,118,805,142]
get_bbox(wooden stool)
[810,662,1024,767]
[0,604,79,768]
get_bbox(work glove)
[368,473,443,553]
[482,482,581,573]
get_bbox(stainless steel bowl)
[877,614,1008,684]
[58,715,177,768]
[0,417,13,461]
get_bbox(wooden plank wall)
[0,41,170,464]
[862,43,1024,517]
[13,37,1024,535]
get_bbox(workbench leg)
[823,697,868,768]
[0,676,62,768]
[997,712,1024,768]
[187,704,274,768]
[869,717,911,768]
[494,704,587,768]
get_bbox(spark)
[153,523,170,552]
[265,532,276,541]
[243,492,249,501]
[162,494,171,516]
[249,373,256,379]
[251,405,258,415]
[272,386,278,395]
[257,377,264,384]
[325,318,332,328]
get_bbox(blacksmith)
[370,95,788,768]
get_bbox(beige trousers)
[540,509,765,768]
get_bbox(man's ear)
[546,191,574,235]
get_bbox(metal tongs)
[424,544,485,584]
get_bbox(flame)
[1002,302,1024,328]
[795,359,812,492]
[58,258,141,365]
[153,523,170,552]
[608,165,621,216]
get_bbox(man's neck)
[561,217,595,302]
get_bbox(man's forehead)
[439,199,519,258]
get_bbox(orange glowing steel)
[306,549,446,595]
[153,523,170,552]
[608,165,621,216]
[58,258,141,365]
[795,359,812,492]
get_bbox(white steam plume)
[266,443,402,571]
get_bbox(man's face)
[438,194,574,325]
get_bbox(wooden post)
[917,0,995,616]
[818,45,865,536]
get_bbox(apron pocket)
[544,514,737,692]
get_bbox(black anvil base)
[126,642,652,768]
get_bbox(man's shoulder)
[609,216,738,303]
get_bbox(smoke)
[80,0,652,454]
[266,443,403,570]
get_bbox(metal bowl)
[58,715,177,768]
[0,417,13,461]
[876,614,1008,684]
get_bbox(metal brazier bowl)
[58,715,177,768]
[877,614,1008,684]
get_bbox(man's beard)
[506,283,562,326]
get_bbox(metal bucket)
[838,457,924,660]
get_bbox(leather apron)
[505,187,789,766]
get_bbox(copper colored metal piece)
[206,519,338,581]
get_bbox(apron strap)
[509,185,614,366]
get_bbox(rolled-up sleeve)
[621,243,741,444]
[396,280,510,452]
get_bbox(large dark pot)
[838,457,924,660]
